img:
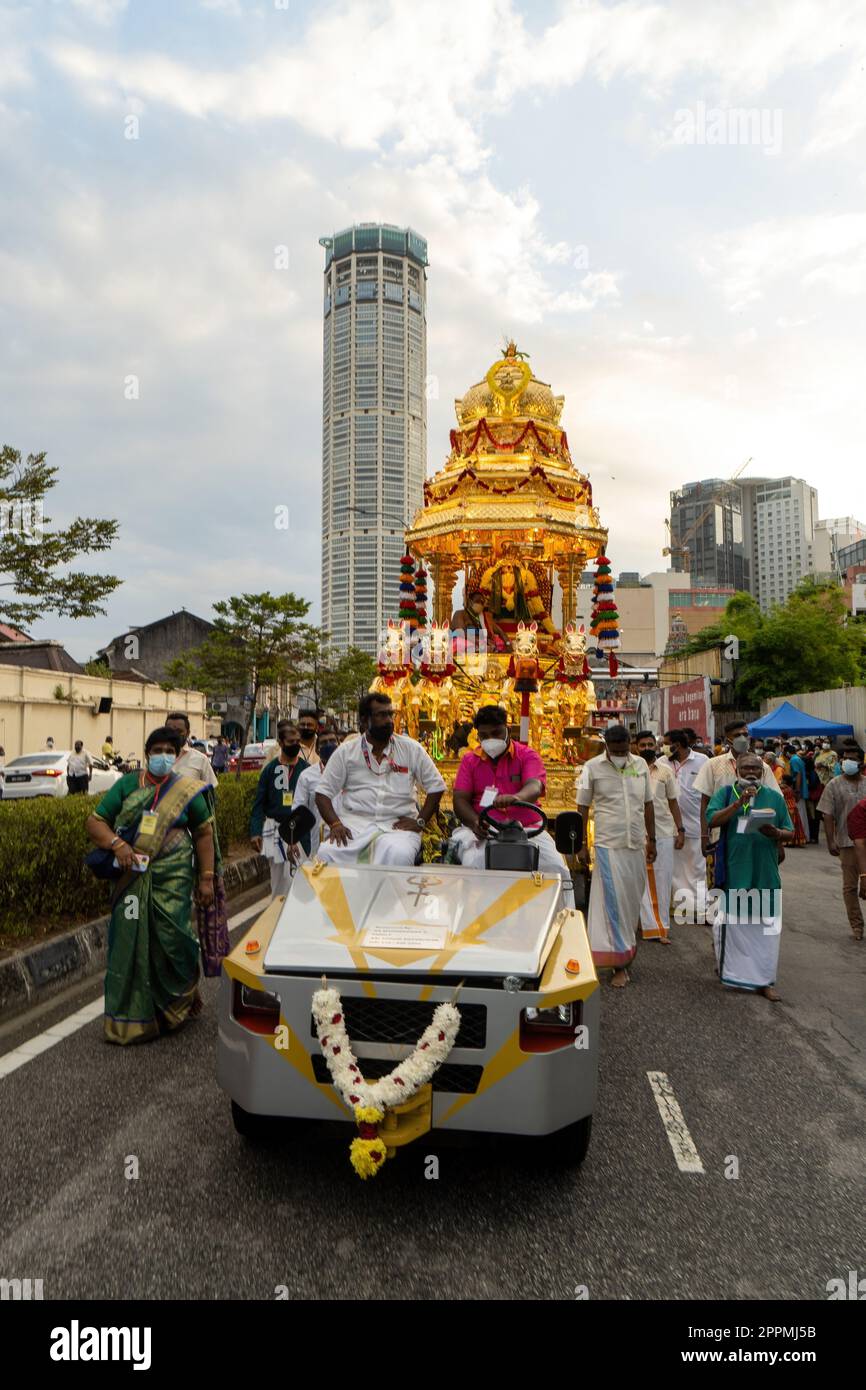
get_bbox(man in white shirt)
[636,730,684,943]
[66,740,93,795]
[315,693,445,867]
[293,727,341,857]
[166,713,219,790]
[661,729,709,924]
[576,724,656,988]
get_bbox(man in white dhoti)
[576,725,656,988]
[292,728,341,858]
[315,693,445,867]
[661,730,709,924]
[636,731,684,943]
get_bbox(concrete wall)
[761,687,866,746]
[0,663,208,761]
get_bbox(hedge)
[0,771,262,937]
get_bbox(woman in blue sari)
[86,727,215,1044]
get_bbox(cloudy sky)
[2,0,865,660]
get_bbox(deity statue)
[477,556,559,652]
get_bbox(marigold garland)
[312,985,462,1179]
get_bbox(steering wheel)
[479,803,547,839]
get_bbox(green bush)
[0,771,263,937]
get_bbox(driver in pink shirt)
[451,705,574,904]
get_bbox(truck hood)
[263,862,564,979]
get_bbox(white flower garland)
[311,984,461,1178]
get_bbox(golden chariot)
[374,342,621,812]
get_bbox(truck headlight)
[519,1001,580,1053]
[233,980,282,1034]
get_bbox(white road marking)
[647,1070,705,1174]
[0,899,266,1080]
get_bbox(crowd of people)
[79,697,866,1047]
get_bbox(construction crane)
[663,457,752,571]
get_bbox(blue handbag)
[84,824,137,881]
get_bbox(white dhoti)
[451,826,574,904]
[671,835,709,924]
[711,900,782,991]
[316,820,421,868]
[639,833,674,940]
[796,798,809,838]
[262,817,296,899]
[588,844,645,969]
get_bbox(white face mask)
[481,737,508,759]
[609,754,629,767]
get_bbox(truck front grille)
[311,1054,483,1095]
[309,997,487,1049]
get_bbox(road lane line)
[0,899,266,1079]
[647,1070,705,1174]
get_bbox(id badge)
[480,785,498,809]
[139,812,158,836]
[282,791,294,808]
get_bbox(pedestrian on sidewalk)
[661,729,709,924]
[636,730,684,943]
[706,751,794,1001]
[780,774,807,845]
[66,740,92,795]
[818,746,866,941]
[577,724,656,988]
[846,795,866,939]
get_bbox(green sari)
[95,771,213,1045]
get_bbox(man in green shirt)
[706,751,794,1001]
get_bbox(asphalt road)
[0,844,863,1301]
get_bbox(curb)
[0,854,270,1026]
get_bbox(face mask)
[281,741,301,758]
[300,729,316,742]
[640,749,656,763]
[148,753,175,777]
[842,760,861,776]
[319,743,337,765]
[481,737,508,759]
[731,736,750,754]
[609,754,628,767]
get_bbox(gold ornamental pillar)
[430,554,460,625]
[555,550,585,628]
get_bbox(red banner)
[661,676,713,742]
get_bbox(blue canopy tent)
[748,700,854,738]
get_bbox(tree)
[680,581,866,706]
[321,646,378,720]
[290,626,338,712]
[164,592,313,776]
[84,659,111,678]
[0,447,120,628]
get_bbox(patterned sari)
[94,771,213,1045]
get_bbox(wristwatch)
[415,816,426,830]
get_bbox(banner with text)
[661,676,713,743]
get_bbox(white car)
[0,751,122,799]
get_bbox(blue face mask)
[148,753,176,777]
[842,759,861,776]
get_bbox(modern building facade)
[319,223,428,655]
[668,479,748,590]
[814,517,866,576]
[739,476,820,610]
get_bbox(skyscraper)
[668,479,748,589]
[319,223,428,655]
[739,476,819,609]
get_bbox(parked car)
[227,743,271,773]
[1,751,123,800]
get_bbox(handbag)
[711,785,735,890]
[84,824,137,881]
[196,874,230,977]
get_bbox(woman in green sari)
[86,726,215,1045]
